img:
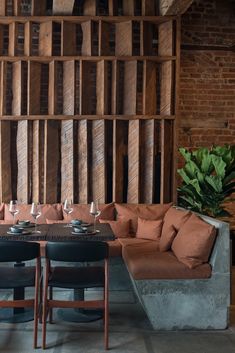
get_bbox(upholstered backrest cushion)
[159,207,191,252]
[63,203,115,224]
[115,203,172,234]
[4,203,63,224]
[136,217,163,241]
[159,224,177,252]
[171,213,216,269]
[99,219,130,238]
[0,203,4,220]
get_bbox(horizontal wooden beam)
[0,56,176,62]
[0,115,176,121]
[160,0,193,15]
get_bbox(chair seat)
[0,267,36,289]
[49,266,105,289]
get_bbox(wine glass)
[9,200,19,225]
[90,201,101,233]
[63,199,73,227]
[30,203,42,233]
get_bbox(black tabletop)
[0,223,115,242]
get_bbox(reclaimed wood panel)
[39,22,53,57]
[17,120,29,203]
[24,22,32,56]
[28,61,41,115]
[143,60,157,114]
[159,21,173,56]
[81,21,93,56]
[161,119,173,203]
[77,120,89,203]
[111,60,118,114]
[0,1,6,16]
[53,0,75,15]
[44,120,60,203]
[62,22,76,56]
[0,62,7,115]
[0,121,12,202]
[160,61,173,115]
[83,0,96,16]
[31,0,47,15]
[13,0,21,16]
[9,22,17,56]
[127,120,140,203]
[142,0,155,15]
[115,21,132,56]
[31,120,44,202]
[48,61,57,115]
[123,0,135,15]
[123,61,137,114]
[108,0,118,16]
[96,60,108,115]
[12,61,22,115]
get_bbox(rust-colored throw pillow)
[64,203,115,224]
[4,203,63,224]
[160,207,191,252]
[159,224,177,252]
[136,217,163,241]
[115,203,172,235]
[99,219,130,238]
[171,213,216,269]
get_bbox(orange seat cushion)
[99,219,130,238]
[115,203,172,234]
[122,243,212,280]
[136,217,163,240]
[64,203,115,224]
[172,213,216,269]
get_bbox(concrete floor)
[0,289,234,353]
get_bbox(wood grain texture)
[83,0,96,16]
[139,120,155,203]
[62,22,76,56]
[96,60,108,115]
[123,0,135,15]
[77,120,89,203]
[0,121,12,202]
[28,61,41,115]
[39,22,53,56]
[142,0,155,15]
[63,60,75,115]
[0,62,7,115]
[32,120,44,202]
[24,22,32,56]
[127,120,140,203]
[17,120,29,203]
[12,61,22,115]
[48,61,57,115]
[160,61,173,115]
[0,1,6,16]
[160,0,193,15]
[123,61,137,114]
[61,120,74,201]
[53,0,75,15]
[81,21,93,56]
[115,21,132,56]
[159,21,173,56]
[44,120,60,203]
[108,0,118,16]
[13,0,21,16]
[143,60,157,114]
[9,22,17,56]
[160,119,173,203]
[31,0,46,15]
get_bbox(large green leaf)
[192,148,209,167]
[179,148,192,162]
[201,153,212,174]
[211,155,226,179]
[177,168,191,184]
[224,171,235,185]
[212,145,232,165]
[184,160,200,178]
[205,175,223,193]
[189,179,202,195]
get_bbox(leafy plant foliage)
[177,145,235,217]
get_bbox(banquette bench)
[0,202,230,330]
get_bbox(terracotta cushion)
[115,203,172,234]
[159,224,177,252]
[136,217,163,240]
[122,244,212,280]
[118,237,158,249]
[46,219,67,224]
[63,203,115,224]
[162,207,191,232]
[171,213,216,269]
[107,239,122,257]
[99,219,130,238]
[0,203,4,220]
[4,203,63,224]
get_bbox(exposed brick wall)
[179,0,235,151]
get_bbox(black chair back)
[46,241,109,262]
[0,240,40,262]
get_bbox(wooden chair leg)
[49,286,53,323]
[104,259,109,350]
[33,289,39,348]
[42,263,49,350]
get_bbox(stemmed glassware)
[9,200,19,225]
[63,199,73,227]
[90,200,101,233]
[30,202,42,233]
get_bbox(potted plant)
[177,145,235,217]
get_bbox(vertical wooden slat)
[77,120,89,203]
[161,120,173,203]
[0,62,7,115]
[12,61,22,116]
[127,120,140,203]
[140,21,155,56]
[113,120,128,202]
[48,61,57,115]
[24,22,32,56]
[28,61,41,115]
[31,0,46,15]
[123,61,137,114]
[39,22,53,56]
[62,21,76,56]
[159,21,173,56]
[96,60,108,115]
[115,21,132,56]
[99,21,110,56]
[143,60,157,114]
[160,61,173,115]
[32,120,44,203]
[142,0,155,15]
[91,120,106,203]
[61,61,75,201]
[0,121,12,202]
[0,1,6,16]
[123,0,135,15]
[111,60,118,115]
[140,120,155,203]
[81,21,93,56]
[53,0,75,15]
[9,22,17,56]
[17,120,30,203]
[108,0,118,16]
[44,120,60,203]
[0,25,4,55]
[83,0,96,16]
[13,0,21,16]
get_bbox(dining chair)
[0,240,42,348]
[42,240,109,350]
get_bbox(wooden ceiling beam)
[52,0,75,15]
[160,0,194,15]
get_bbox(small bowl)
[71,219,82,226]
[10,226,24,234]
[18,220,30,226]
[73,226,86,234]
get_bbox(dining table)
[0,222,115,323]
